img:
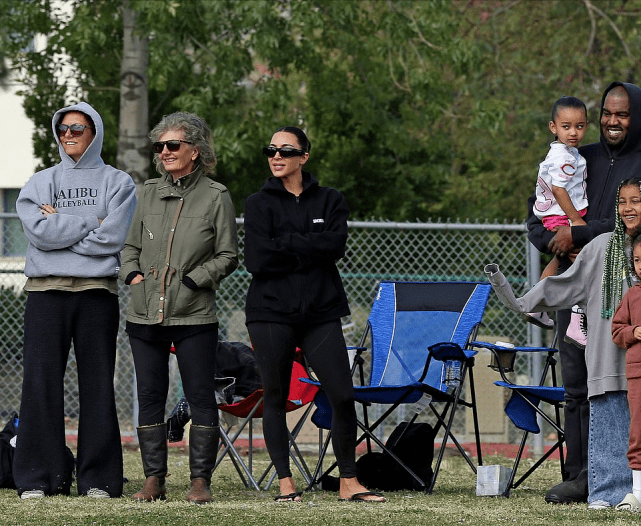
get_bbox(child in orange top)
[612,225,641,510]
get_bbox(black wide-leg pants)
[14,290,123,497]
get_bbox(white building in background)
[0,80,37,290]
[0,88,36,190]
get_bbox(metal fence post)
[527,241,544,457]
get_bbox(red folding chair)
[215,358,319,490]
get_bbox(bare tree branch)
[584,0,632,59]
[583,0,597,57]
[407,11,444,52]
[387,48,411,94]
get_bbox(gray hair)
[149,112,216,176]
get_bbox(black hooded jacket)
[527,82,641,253]
[244,171,351,324]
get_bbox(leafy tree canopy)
[1,0,640,221]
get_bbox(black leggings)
[129,327,219,427]
[247,320,358,479]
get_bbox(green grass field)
[0,447,631,526]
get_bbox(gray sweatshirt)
[485,232,627,399]
[16,102,137,279]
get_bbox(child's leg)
[616,377,641,509]
[628,376,641,500]
[541,256,559,280]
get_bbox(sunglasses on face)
[152,140,193,153]
[57,124,89,137]
[262,146,306,158]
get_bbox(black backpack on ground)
[355,421,437,491]
[0,413,75,490]
[0,413,18,488]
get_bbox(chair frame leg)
[215,400,264,491]
[260,403,315,489]
[218,427,261,490]
[501,350,566,496]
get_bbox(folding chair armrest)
[347,346,368,367]
[428,342,466,361]
[470,341,558,354]
[420,342,466,384]
[470,340,559,383]
[345,346,369,383]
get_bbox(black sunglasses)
[262,146,306,158]
[152,140,193,153]
[57,124,89,137]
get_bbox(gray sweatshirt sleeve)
[68,179,137,257]
[16,175,100,251]
[484,264,524,312]
[484,241,597,314]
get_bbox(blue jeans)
[588,392,632,504]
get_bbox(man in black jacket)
[527,81,641,504]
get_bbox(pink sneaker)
[564,308,587,349]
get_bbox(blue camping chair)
[306,280,491,493]
[470,340,565,497]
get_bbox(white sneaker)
[588,499,611,510]
[87,488,111,498]
[20,490,44,499]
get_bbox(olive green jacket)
[119,167,238,325]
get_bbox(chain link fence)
[0,212,554,445]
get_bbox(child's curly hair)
[630,225,641,278]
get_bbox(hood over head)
[600,82,641,158]
[51,101,105,169]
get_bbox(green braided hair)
[601,178,641,318]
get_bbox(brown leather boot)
[133,476,166,502]
[186,477,211,504]
[185,425,219,504]
[132,424,167,501]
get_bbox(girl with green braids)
[484,177,641,510]
[611,224,641,511]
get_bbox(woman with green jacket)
[120,112,238,503]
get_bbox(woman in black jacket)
[244,126,384,502]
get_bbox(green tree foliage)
[439,0,641,220]
[1,0,640,221]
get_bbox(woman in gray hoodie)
[14,102,137,499]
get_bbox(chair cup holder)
[489,351,516,373]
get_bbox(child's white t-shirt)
[533,141,588,219]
